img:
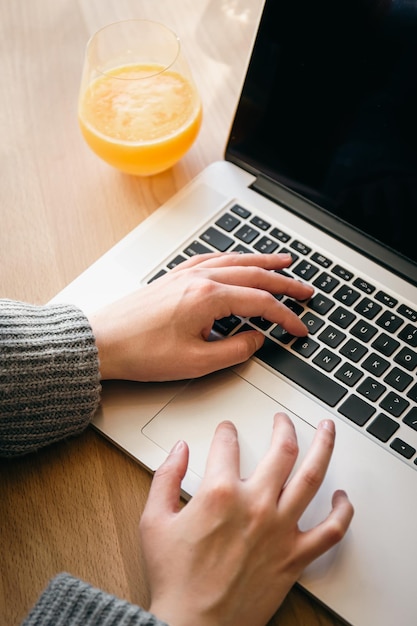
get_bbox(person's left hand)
[88,252,314,381]
[140,414,354,626]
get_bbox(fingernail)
[319,419,335,433]
[253,332,265,351]
[170,440,185,454]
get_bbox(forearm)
[0,299,101,457]
[22,573,168,626]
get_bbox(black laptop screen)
[226,0,417,269]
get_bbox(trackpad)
[142,369,316,482]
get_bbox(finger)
[171,252,294,273]
[248,412,299,496]
[146,440,189,515]
[295,490,354,567]
[169,251,233,272]
[188,264,314,302]
[208,284,310,336]
[202,420,241,484]
[279,420,336,519]
[189,330,265,375]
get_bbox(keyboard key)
[253,236,279,254]
[184,240,213,256]
[394,346,417,371]
[215,213,241,232]
[270,227,290,243]
[390,438,416,459]
[270,325,293,344]
[318,325,346,348]
[291,240,311,255]
[148,269,167,282]
[308,293,335,315]
[328,306,356,329]
[406,383,417,403]
[250,316,273,331]
[366,413,399,442]
[231,203,251,218]
[375,291,397,308]
[403,407,417,431]
[292,337,320,358]
[335,363,363,387]
[376,311,404,333]
[352,277,376,294]
[313,272,339,293]
[292,260,319,281]
[354,297,382,319]
[201,227,234,252]
[371,332,399,356]
[398,324,417,348]
[379,392,410,417]
[235,224,260,244]
[283,298,304,316]
[256,339,347,406]
[332,264,354,281]
[350,320,378,343]
[300,311,325,334]
[311,252,332,268]
[397,304,417,322]
[334,285,360,306]
[213,315,241,335]
[357,377,386,401]
[362,353,390,376]
[167,254,187,269]
[250,216,270,230]
[312,348,341,372]
[232,243,252,254]
[384,367,413,392]
[338,394,375,426]
[339,339,368,363]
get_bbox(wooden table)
[0,1,345,624]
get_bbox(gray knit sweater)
[0,299,167,626]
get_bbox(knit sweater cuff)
[22,573,168,626]
[0,299,101,456]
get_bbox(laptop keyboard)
[148,201,417,469]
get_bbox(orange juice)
[78,63,202,176]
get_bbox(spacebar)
[255,338,347,407]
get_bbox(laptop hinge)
[251,173,323,221]
[251,174,417,287]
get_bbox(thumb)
[147,440,189,515]
[202,330,265,373]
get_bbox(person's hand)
[140,413,354,626]
[88,252,314,381]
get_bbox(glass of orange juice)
[78,20,202,176]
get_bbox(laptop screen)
[226,0,417,273]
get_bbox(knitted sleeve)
[0,299,101,457]
[22,573,168,626]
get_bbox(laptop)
[52,1,417,624]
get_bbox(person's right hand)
[140,412,354,626]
